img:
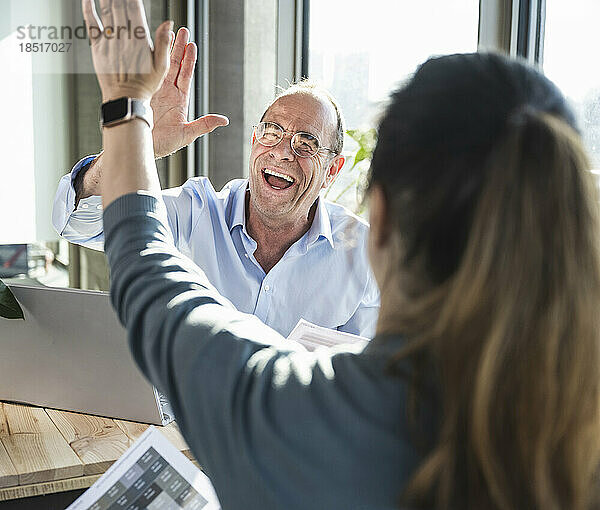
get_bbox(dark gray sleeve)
[103,192,418,510]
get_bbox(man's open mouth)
[262,169,295,190]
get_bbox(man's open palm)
[151,27,228,158]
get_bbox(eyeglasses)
[253,121,337,158]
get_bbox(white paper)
[66,426,220,510]
[286,318,369,351]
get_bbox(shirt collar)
[304,195,334,249]
[229,182,334,249]
[229,181,249,232]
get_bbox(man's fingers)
[176,42,196,93]
[183,114,230,145]
[153,20,173,79]
[82,0,103,40]
[166,27,189,84]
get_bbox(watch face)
[101,97,130,124]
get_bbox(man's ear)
[323,155,345,188]
[369,184,391,248]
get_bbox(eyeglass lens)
[256,122,320,157]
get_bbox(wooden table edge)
[0,473,102,501]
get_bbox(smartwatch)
[100,97,153,130]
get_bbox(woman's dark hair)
[369,52,578,286]
[369,53,600,510]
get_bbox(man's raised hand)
[151,27,229,158]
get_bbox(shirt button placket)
[254,281,272,323]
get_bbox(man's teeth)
[263,169,294,183]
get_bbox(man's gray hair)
[260,80,345,155]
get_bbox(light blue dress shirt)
[52,155,380,338]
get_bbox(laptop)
[0,283,173,425]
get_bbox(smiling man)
[52,31,379,337]
[247,90,344,274]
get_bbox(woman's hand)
[82,0,172,102]
[81,0,168,207]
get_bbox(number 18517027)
[19,42,72,53]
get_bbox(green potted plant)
[325,127,376,216]
[0,278,24,319]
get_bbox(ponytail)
[397,112,600,510]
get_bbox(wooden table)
[0,401,194,508]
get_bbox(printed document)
[287,318,369,351]
[66,426,220,510]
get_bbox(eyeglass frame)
[252,121,339,158]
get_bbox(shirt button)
[96,204,103,210]
[264,285,270,292]
[244,254,249,258]
[81,203,89,209]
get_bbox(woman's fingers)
[111,1,128,79]
[125,0,153,47]
[83,0,172,100]
[111,0,128,37]
[97,0,113,33]
[81,0,103,41]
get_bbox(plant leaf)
[346,129,360,143]
[353,147,368,167]
[358,128,377,153]
[345,128,377,158]
[0,280,24,319]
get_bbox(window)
[308,0,480,212]
[542,0,600,172]
[0,0,76,287]
[0,0,164,290]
